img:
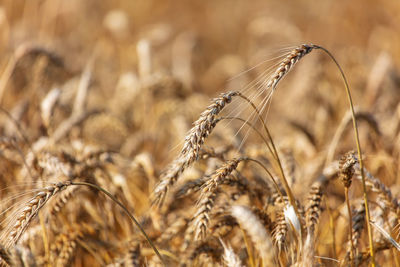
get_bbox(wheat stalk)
[339,151,357,267]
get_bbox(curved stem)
[234,93,302,234]
[70,181,165,266]
[315,45,375,266]
[218,116,273,153]
[234,93,277,160]
[242,157,284,204]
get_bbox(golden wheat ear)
[267,43,375,265]
[266,44,314,90]
[3,181,165,266]
[231,205,276,265]
[152,91,239,207]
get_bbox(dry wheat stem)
[314,44,376,265]
[325,110,380,166]
[236,84,302,236]
[345,188,355,267]
[4,180,164,265]
[217,116,273,153]
[69,181,165,266]
[340,151,357,267]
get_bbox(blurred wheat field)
[0,0,400,266]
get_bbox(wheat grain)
[153,91,239,206]
[231,205,275,264]
[266,44,314,90]
[6,182,70,247]
[193,190,218,241]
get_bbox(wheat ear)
[231,205,275,265]
[5,181,165,265]
[7,182,70,247]
[193,158,243,241]
[314,44,376,265]
[270,44,375,263]
[153,91,238,206]
[194,157,282,241]
[356,165,400,215]
[266,44,314,90]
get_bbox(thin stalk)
[218,116,273,154]
[345,187,355,267]
[243,157,284,201]
[235,93,277,161]
[315,45,375,266]
[235,93,302,236]
[70,181,165,266]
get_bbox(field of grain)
[0,1,400,266]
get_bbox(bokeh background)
[2,0,400,157]
[1,0,400,266]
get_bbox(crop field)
[0,0,400,266]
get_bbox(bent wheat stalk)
[313,44,375,265]
[339,151,358,267]
[268,43,374,265]
[70,181,165,266]
[5,181,165,266]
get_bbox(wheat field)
[0,0,400,266]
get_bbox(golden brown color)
[0,0,400,266]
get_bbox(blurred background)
[0,1,400,265]
[1,0,400,188]
[1,0,400,190]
